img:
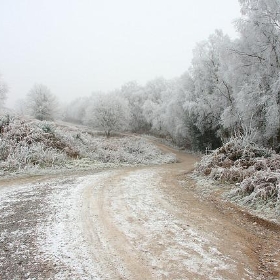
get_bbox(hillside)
[0,116,176,177]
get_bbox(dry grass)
[0,116,176,175]
[195,137,280,208]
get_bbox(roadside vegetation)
[0,115,176,176]
[195,136,280,221]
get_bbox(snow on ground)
[35,171,138,279]
[0,169,236,279]
[1,162,271,279]
[0,174,111,279]
[0,179,66,279]
[109,169,235,279]
[36,173,113,279]
[191,173,280,225]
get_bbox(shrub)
[237,172,280,201]
[196,136,280,206]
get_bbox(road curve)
[1,144,279,279]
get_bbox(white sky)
[0,0,241,108]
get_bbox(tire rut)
[82,169,154,280]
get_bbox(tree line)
[2,0,280,151]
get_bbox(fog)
[0,0,240,108]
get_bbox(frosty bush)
[0,118,68,171]
[0,114,11,133]
[234,172,280,203]
[196,137,274,182]
[196,136,280,206]
[0,142,66,171]
[39,121,55,134]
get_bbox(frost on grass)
[110,170,238,279]
[0,116,176,176]
[195,136,280,220]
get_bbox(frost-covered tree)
[84,93,130,137]
[117,77,191,146]
[142,77,169,134]
[181,0,280,150]
[27,84,58,121]
[63,96,90,124]
[231,0,280,147]
[0,74,8,110]
[183,30,233,150]
[161,79,190,146]
[119,81,150,132]
[14,99,27,116]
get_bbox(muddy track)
[0,143,280,279]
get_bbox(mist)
[0,0,240,108]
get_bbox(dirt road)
[1,144,280,279]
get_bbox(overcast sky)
[0,0,241,108]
